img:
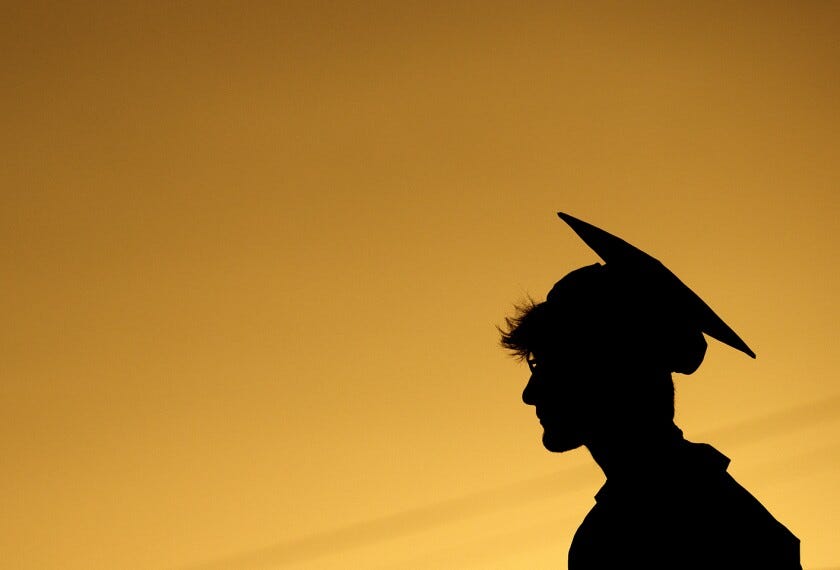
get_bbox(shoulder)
[568,459,801,569]
[700,470,801,566]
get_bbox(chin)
[542,429,583,453]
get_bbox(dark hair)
[498,296,546,361]
[499,265,627,363]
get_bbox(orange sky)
[2,2,838,568]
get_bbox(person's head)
[501,212,755,453]
[500,263,707,452]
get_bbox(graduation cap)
[556,212,756,363]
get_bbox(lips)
[537,409,562,425]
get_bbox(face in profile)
[521,350,603,453]
[505,265,673,453]
[505,262,695,454]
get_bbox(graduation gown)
[568,438,801,569]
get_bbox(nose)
[522,374,538,406]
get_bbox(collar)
[594,438,731,504]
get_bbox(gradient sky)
[2,2,839,568]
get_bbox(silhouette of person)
[500,213,801,569]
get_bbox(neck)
[585,421,683,480]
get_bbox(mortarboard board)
[556,212,756,360]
